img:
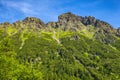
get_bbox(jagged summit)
[12,17,45,29]
[0,12,116,30]
[0,12,119,43]
[58,12,114,30]
[23,17,44,24]
[0,22,13,27]
[47,12,113,31]
[23,17,45,28]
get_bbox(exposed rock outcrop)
[0,22,13,28]
[13,17,45,30]
[46,12,116,43]
[23,17,45,28]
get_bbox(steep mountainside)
[0,12,120,80]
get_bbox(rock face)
[13,17,45,30]
[23,17,45,28]
[47,12,84,31]
[46,12,115,33]
[57,12,85,31]
[46,12,116,43]
[0,22,13,28]
[80,16,115,34]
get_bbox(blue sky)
[0,0,119,28]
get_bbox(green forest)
[0,13,120,80]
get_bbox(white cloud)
[0,0,63,22]
[0,0,37,15]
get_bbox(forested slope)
[0,12,120,80]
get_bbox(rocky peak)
[58,12,81,24]
[0,22,13,28]
[23,17,42,23]
[13,17,46,29]
[55,12,84,31]
[46,12,116,43]
[22,17,45,28]
[58,12,115,33]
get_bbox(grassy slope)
[0,26,120,80]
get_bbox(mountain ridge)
[0,12,118,29]
[0,12,119,44]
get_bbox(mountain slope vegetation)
[0,12,120,80]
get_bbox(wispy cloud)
[0,0,37,15]
[0,0,76,21]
